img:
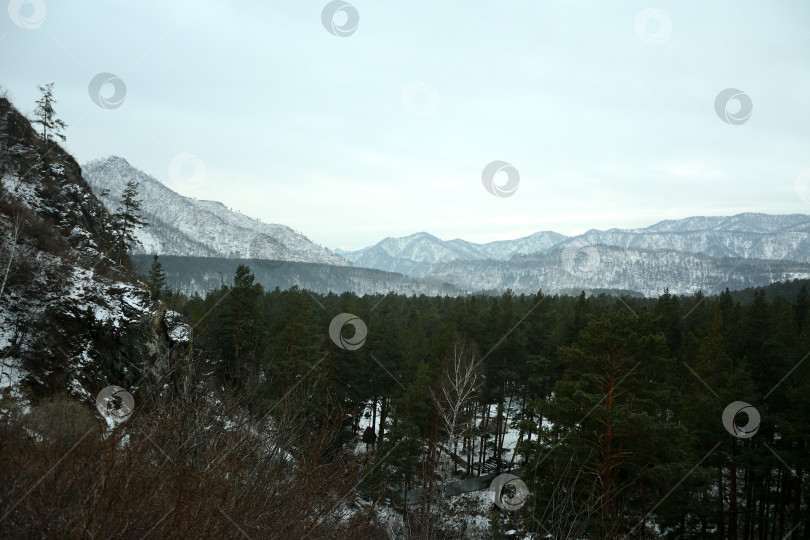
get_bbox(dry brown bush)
[0,384,390,539]
[21,393,100,454]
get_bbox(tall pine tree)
[32,83,67,149]
[146,254,166,300]
[112,181,148,264]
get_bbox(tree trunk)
[495,353,506,474]
[641,480,647,540]
[729,449,738,540]
[759,468,770,540]
[718,465,726,539]
[479,403,489,475]
[742,465,752,540]
[378,394,388,443]
[0,213,21,299]
[372,395,377,432]
[793,441,803,540]
[600,361,617,521]
[771,468,782,540]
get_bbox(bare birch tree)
[0,212,22,299]
[431,337,482,478]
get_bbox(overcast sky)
[2,1,809,250]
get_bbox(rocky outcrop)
[0,96,190,405]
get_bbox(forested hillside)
[159,263,810,538]
[131,254,462,297]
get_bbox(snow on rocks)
[163,310,190,344]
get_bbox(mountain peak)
[198,199,227,208]
[81,157,349,266]
[390,231,440,242]
[85,155,132,168]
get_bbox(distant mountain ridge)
[82,156,349,266]
[432,245,810,296]
[336,213,810,296]
[336,230,568,277]
[81,155,810,298]
[569,213,810,263]
[638,213,810,234]
[340,213,810,277]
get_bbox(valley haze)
[83,155,810,297]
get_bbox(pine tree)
[655,288,682,352]
[32,83,67,147]
[112,181,148,263]
[528,307,689,537]
[216,264,264,385]
[266,285,321,396]
[146,254,166,300]
[795,285,809,332]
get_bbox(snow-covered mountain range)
[432,245,810,296]
[564,213,810,263]
[79,155,810,298]
[341,214,810,278]
[337,213,810,296]
[336,231,567,278]
[82,156,348,266]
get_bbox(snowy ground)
[0,306,29,415]
[348,397,537,538]
[352,396,542,468]
[0,356,28,415]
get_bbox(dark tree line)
[163,265,810,539]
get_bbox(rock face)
[0,97,189,404]
[82,156,349,265]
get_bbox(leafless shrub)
[0,376,389,538]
